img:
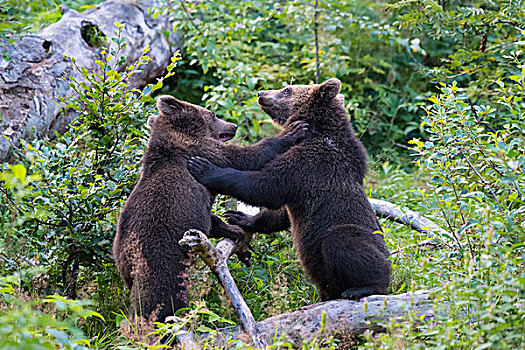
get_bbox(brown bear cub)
[188,79,391,301]
[113,95,307,324]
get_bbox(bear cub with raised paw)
[188,79,391,301]
[113,95,308,325]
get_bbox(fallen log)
[180,229,438,348]
[0,0,179,161]
[210,290,436,348]
[368,198,449,238]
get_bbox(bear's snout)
[257,92,273,107]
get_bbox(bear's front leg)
[187,157,288,210]
[187,156,235,190]
[224,207,290,234]
[209,214,245,242]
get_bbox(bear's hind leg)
[341,285,387,300]
[320,224,391,301]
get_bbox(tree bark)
[207,290,435,348]
[0,0,179,161]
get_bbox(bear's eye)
[211,112,217,118]
[283,87,292,95]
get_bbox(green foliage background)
[1,0,524,348]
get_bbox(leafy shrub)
[157,0,525,160]
[156,0,430,156]
[1,23,180,330]
[0,271,102,349]
[363,70,525,348]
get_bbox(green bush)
[157,0,430,156]
[1,23,179,331]
[363,70,525,348]
[0,271,102,349]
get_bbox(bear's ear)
[335,93,345,106]
[147,115,157,128]
[318,78,341,100]
[157,95,184,115]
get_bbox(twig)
[314,0,320,84]
[179,0,204,36]
[446,63,488,79]
[459,150,503,212]
[481,20,525,32]
[179,229,265,349]
[233,92,254,144]
[244,114,254,144]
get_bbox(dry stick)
[179,229,266,349]
[368,198,448,254]
[314,0,320,84]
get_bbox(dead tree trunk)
[211,290,436,347]
[0,0,179,161]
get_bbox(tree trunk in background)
[0,0,179,162]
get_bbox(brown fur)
[188,79,391,301]
[113,95,307,324]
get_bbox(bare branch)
[179,229,266,349]
[368,198,448,238]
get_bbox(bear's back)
[275,117,380,242]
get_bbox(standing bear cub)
[188,79,391,301]
[113,95,307,324]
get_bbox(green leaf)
[10,163,27,183]
[151,81,163,93]
[143,84,152,96]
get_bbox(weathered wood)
[179,229,442,349]
[202,290,437,348]
[173,329,200,350]
[0,0,179,161]
[179,229,267,349]
[368,198,448,238]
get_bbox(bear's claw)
[224,210,254,229]
[187,156,218,182]
[284,120,309,143]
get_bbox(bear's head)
[257,78,343,125]
[154,95,237,142]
